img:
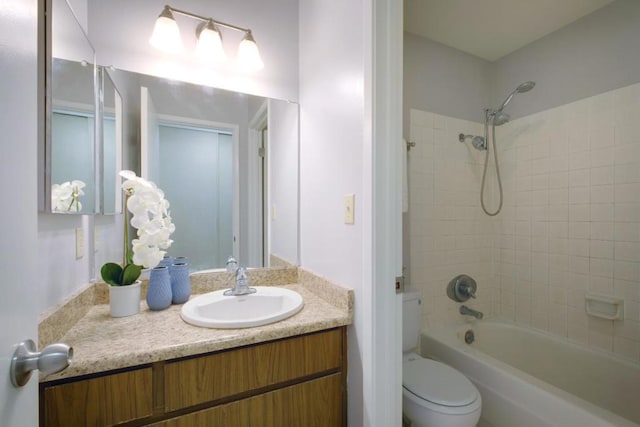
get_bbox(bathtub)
[421,321,640,427]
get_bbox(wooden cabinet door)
[153,373,343,427]
[164,328,343,411]
[42,368,153,427]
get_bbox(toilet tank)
[403,291,421,352]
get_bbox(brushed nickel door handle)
[10,339,73,387]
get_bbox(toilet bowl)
[402,291,481,427]
[402,352,481,427]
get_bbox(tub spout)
[460,305,483,319]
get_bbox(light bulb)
[149,6,183,54]
[237,31,264,71]
[196,21,225,62]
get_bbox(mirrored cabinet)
[40,0,123,215]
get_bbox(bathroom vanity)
[38,269,352,427]
[40,328,346,426]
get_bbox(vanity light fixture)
[149,6,183,54]
[149,5,264,71]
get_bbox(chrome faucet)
[223,257,256,296]
[460,305,483,320]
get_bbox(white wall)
[299,1,368,425]
[492,0,640,120]
[87,0,299,102]
[403,32,492,132]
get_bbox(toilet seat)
[403,353,479,411]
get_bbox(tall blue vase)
[159,255,173,268]
[146,266,172,310]
[173,256,188,266]
[170,262,191,304]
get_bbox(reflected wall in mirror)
[101,68,122,215]
[43,0,96,214]
[129,71,299,271]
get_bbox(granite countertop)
[42,283,351,382]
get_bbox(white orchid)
[52,180,86,212]
[100,171,175,286]
[119,170,175,269]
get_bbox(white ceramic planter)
[109,281,141,317]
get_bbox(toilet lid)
[403,357,478,407]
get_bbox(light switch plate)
[344,194,355,224]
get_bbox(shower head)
[516,81,536,93]
[497,81,536,112]
[492,111,510,126]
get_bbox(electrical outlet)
[75,227,84,259]
[344,194,355,224]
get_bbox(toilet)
[403,291,481,427]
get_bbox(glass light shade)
[237,32,264,71]
[196,23,225,62]
[149,14,183,54]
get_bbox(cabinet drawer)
[42,367,153,426]
[153,373,343,427]
[164,328,343,411]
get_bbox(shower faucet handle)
[446,274,478,302]
[460,282,476,299]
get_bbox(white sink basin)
[180,286,304,329]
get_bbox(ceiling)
[404,0,615,61]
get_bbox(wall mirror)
[118,70,300,271]
[41,0,97,214]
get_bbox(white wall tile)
[590,222,614,241]
[410,85,640,361]
[590,240,614,259]
[591,204,614,222]
[615,164,640,184]
[590,166,614,185]
[591,185,614,204]
[569,151,590,170]
[615,242,640,262]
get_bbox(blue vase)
[146,266,172,310]
[158,255,173,268]
[173,256,188,266]
[170,262,191,304]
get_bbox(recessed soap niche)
[585,294,624,321]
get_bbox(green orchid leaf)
[121,264,142,286]
[101,263,124,286]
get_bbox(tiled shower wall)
[408,109,499,329]
[497,83,640,361]
[408,83,640,362]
